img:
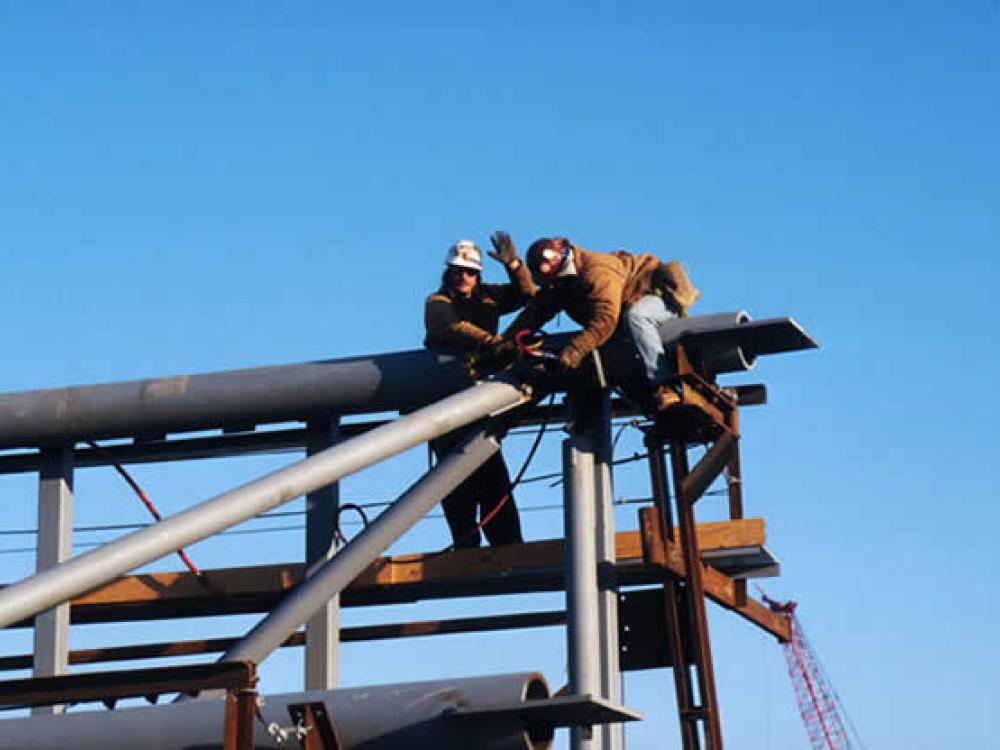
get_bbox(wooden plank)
[638,507,790,641]
[0,519,767,627]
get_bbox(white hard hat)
[445,240,483,272]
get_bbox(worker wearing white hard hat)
[424,231,534,548]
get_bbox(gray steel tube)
[0,312,793,449]
[0,348,470,449]
[658,310,756,373]
[225,426,501,666]
[563,435,601,750]
[0,378,528,630]
[0,673,553,750]
[0,311,806,450]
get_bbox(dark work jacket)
[423,262,535,350]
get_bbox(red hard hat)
[526,237,571,280]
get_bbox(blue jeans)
[626,294,677,384]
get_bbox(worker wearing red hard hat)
[423,232,534,548]
[506,236,700,412]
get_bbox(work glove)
[488,230,522,269]
[486,336,521,365]
[558,346,584,372]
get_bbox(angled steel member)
[0,376,530,631]
[224,422,505,666]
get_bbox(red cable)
[86,441,203,578]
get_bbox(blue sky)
[0,2,997,748]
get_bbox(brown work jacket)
[424,261,535,350]
[504,246,698,368]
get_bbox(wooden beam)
[0,519,767,627]
[638,507,790,641]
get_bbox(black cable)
[333,502,370,545]
[385,393,557,562]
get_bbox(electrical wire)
[333,502,370,545]
[86,440,203,578]
[0,488,723,557]
[384,393,556,562]
[0,418,732,558]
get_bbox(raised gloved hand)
[488,230,521,268]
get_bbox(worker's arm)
[503,287,562,339]
[489,230,536,313]
[424,294,494,350]
[494,260,536,314]
[559,274,625,369]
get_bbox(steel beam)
[32,447,73,716]
[589,392,623,750]
[563,399,633,750]
[223,424,503,667]
[0,315,815,450]
[0,349,472,449]
[304,415,340,690]
[0,399,648,477]
[0,377,528,630]
[670,442,724,750]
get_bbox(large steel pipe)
[225,426,501,666]
[0,313,814,449]
[658,310,756,373]
[0,349,470,449]
[0,378,529,630]
[0,672,554,750]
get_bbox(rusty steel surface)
[645,439,700,750]
[725,409,748,607]
[223,672,259,750]
[669,442,724,750]
[678,432,737,507]
[288,702,342,750]
[0,660,256,710]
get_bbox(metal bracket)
[287,702,341,750]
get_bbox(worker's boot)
[652,384,681,413]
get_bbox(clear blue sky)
[0,2,997,748]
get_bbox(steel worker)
[504,237,700,412]
[423,232,533,548]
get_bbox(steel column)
[646,436,700,749]
[32,447,73,716]
[304,415,340,690]
[563,434,601,750]
[725,409,748,607]
[592,392,623,750]
[223,425,503,666]
[0,377,528,631]
[222,663,258,750]
[670,442,724,750]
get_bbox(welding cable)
[332,502,370,546]
[440,392,556,552]
[612,417,643,454]
[86,440,204,579]
[382,394,556,563]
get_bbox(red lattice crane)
[760,591,863,750]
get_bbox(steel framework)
[0,312,816,749]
